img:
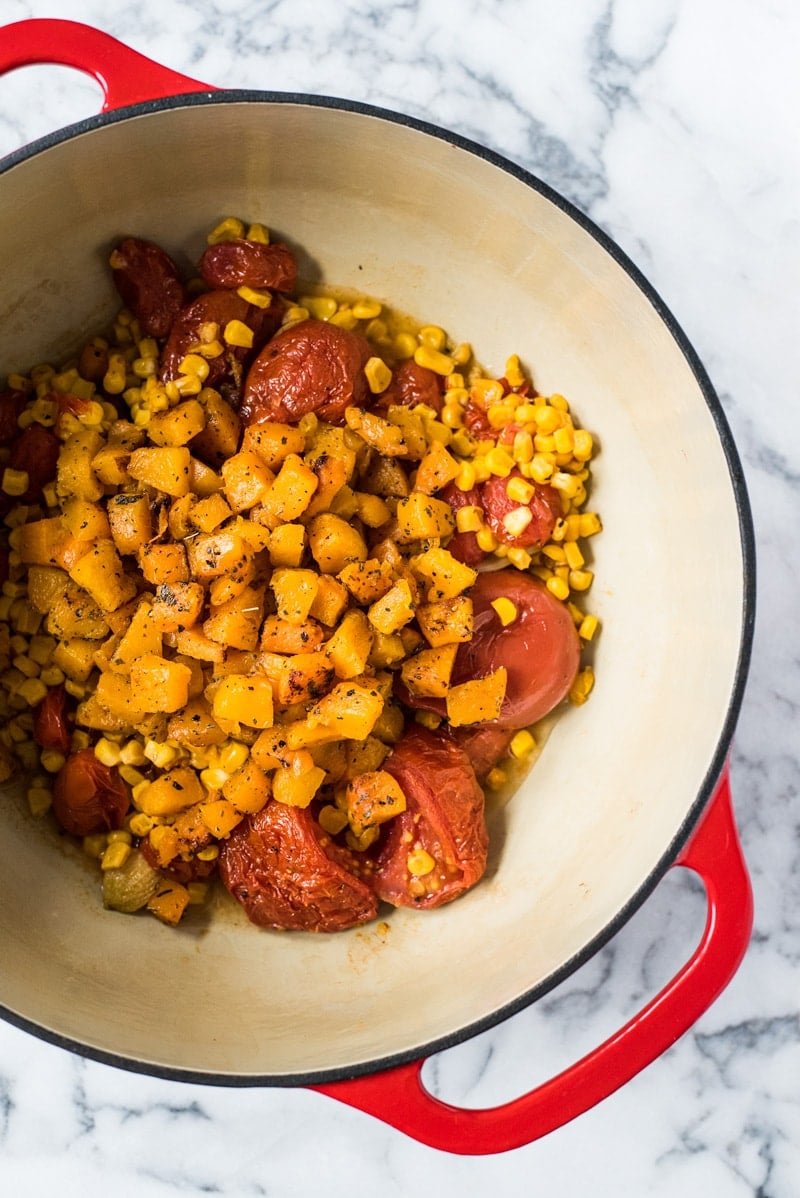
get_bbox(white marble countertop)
[0,1,798,1194]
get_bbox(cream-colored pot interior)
[0,98,749,1081]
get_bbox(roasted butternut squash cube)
[189,492,233,533]
[199,798,243,838]
[272,764,326,809]
[242,420,306,469]
[367,578,415,635]
[173,627,225,663]
[416,595,474,646]
[414,439,460,494]
[190,389,241,466]
[344,735,390,778]
[46,581,110,640]
[167,696,227,746]
[221,450,274,512]
[212,674,275,728]
[257,453,318,526]
[187,529,248,580]
[400,643,457,698]
[258,650,334,708]
[188,455,223,497]
[107,492,153,556]
[57,428,105,501]
[446,667,507,726]
[129,653,193,713]
[135,766,205,816]
[150,581,205,633]
[127,446,192,497]
[94,670,149,720]
[222,757,271,814]
[325,610,373,679]
[305,680,384,741]
[109,599,162,671]
[394,493,455,543]
[68,539,137,613]
[51,636,97,682]
[337,557,394,604]
[138,542,190,586]
[26,564,69,613]
[308,574,349,627]
[148,399,206,447]
[147,879,190,926]
[62,497,111,543]
[354,491,392,529]
[270,568,319,625]
[260,614,324,655]
[203,584,265,651]
[307,512,368,574]
[345,769,406,836]
[409,546,477,601]
[267,523,306,568]
[18,517,89,571]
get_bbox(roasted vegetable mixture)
[0,216,600,932]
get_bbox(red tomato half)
[111,236,187,339]
[375,359,443,412]
[219,800,378,932]
[481,469,561,549]
[9,423,60,501]
[440,482,484,566]
[33,685,72,754]
[375,724,488,909]
[52,750,131,838]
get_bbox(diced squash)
[147,879,191,925]
[129,653,193,713]
[257,453,318,526]
[270,568,319,625]
[94,671,149,721]
[345,770,406,836]
[394,492,455,542]
[305,680,384,742]
[410,546,477,600]
[187,529,248,579]
[190,389,241,466]
[26,564,69,613]
[242,420,306,470]
[337,558,394,604]
[135,766,205,816]
[189,492,233,533]
[127,446,192,497]
[415,439,460,494]
[400,643,458,697]
[260,614,324,654]
[137,542,190,586]
[208,559,256,607]
[345,406,410,457]
[46,582,110,641]
[107,492,153,556]
[267,523,306,568]
[367,578,415,635]
[167,696,227,746]
[57,428,105,501]
[203,584,265,650]
[303,427,358,515]
[325,610,373,679]
[150,581,205,634]
[307,512,368,574]
[251,726,295,771]
[308,574,349,627]
[18,518,89,571]
[416,595,474,646]
[109,599,162,671]
[199,798,243,838]
[446,667,508,726]
[221,450,274,512]
[222,757,271,814]
[212,674,275,728]
[354,491,392,528]
[148,399,206,447]
[360,454,410,498]
[92,441,135,487]
[168,494,195,540]
[52,636,97,682]
[173,627,225,663]
[272,764,326,808]
[61,497,111,542]
[258,650,334,708]
[344,735,391,778]
[368,630,407,668]
[68,538,137,613]
[188,455,223,497]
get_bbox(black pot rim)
[0,89,757,1088]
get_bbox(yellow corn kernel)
[223,320,254,348]
[18,677,48,707]
[128,812,155,837]
[393,331,417,360]
[578,613,599,641]
[319,804,349,836]
[490,597,517,626]
[27,785,52,817]
[217,740,249,774]
[131,356,157,379]
[572,429,593,460]
[187,882,209,905]
[569,666,595,706]
[507,546,532,570]
[83,833,107,858]
[39,748,66,774]
[200,766,230,791]
[414,344,454,375]
[528,455,554,484]
[564,541,585,570]
[101,841,132,870]
[7,373,31,391]
[542,543,566,563]
[353,299,382,320]
[550,471,580,499]
[512,430,534,464]
[504,354,525,388]
[178,353,210,381]
[510,729,536,759]
[418,325,447,351]
[553,425,574,455]
[451,342,472,366]
[94,737,122,767]
[407,848,436,877]
[579,512,602,537]
[236,285,272,308]
[245,222,269,243]
[569,569,594,592]
[13,655,39,679]
[502,507,533,538]
[548,392,570,412]
[207,216,245,244]
[119,740,147,766]
[441,402,464,431]
[485,446,515,478]
[455,505,483,533]
[103,352,128,395]
[364,356,392,394]
[506,475,535,504]
[487,401,515,430]
[2,468,29,496]
[107,829,132,845]
[475,526,498,553]
[414,710,442,730]
[143,740,180,769]
[195,339,224,360]
[485,767,507,789]
[197,845,220,862]
[119,765,147,788]
[546,575,570,601]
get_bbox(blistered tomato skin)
[0,389,26,443]
[375,359,443,413]
[198,239,297,293]
[482,469,562,549]
[9,423,60,501]
[447,725,515,783]
[33,685,72,754]
[375,724,488,909]
[454,569,580,728]
[159,289,284,391]
[111,237,187,339]
[219,800,378,932]
[240,318,372,426]
[52,750,131,838]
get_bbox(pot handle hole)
[0,19,211,113]
[311,764,753,1154]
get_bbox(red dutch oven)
[0,20,755,1154]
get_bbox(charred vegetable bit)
[0,214,601,933]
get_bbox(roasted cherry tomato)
[110,237,187,339]
[9,423,60,501]
[198,239,297,293]
[375,724,488,909]
[0,388,26,444]
[240,318,372,426]
[160,288,283,396]
[446,724,515,783]
[481,468,562,548]
[375,359,443,412]
[139,837,218,885]
[440,481,484,565]
[52,750,131,838]
[219,800,378,932]
[33,685,72,754]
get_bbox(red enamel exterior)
[0,19,754,1154]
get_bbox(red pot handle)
[311,765,752,1154]
[0,19,212,112]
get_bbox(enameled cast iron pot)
[0,21,755,1154]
